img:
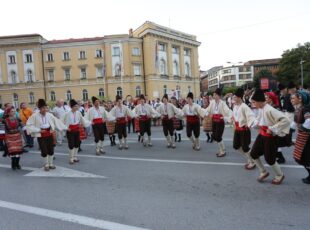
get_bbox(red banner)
[260,78,269,90]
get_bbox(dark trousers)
[67,131,80,149]
[140,119,151,136]
[38,136,54,157]
[116,123,127,139]
[92,124,105,143]
[212,121,225,142]
[24,130,34,146]
[186,121,200,138]
[127,119,135,133]
[233,129,251,152]
[162,119,174,136]
[251,134,277,165]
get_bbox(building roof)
[0,33,42,39]
[244,58,281,66]
[47,36,105,44]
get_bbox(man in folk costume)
[27,99,67,171]
[205,88,232,157]
[232,88,256,170]
[250,89,290,185]
[156,94,183,148]
[133,94,160,147]
[86,96,112,155]
[182,92,207,151]
[109,95,136,150]
[63,99,91,164]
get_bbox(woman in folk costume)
[250,89,290,185]
[86,96,113,155]
[63,99,91,164]
[133,94,160,147]
[109,95,136,150]
[232,88,256,170]
[106,101,116,146]
[182,92,207,151]
[27,99,67,171]
[171,97,184,143]
[291,91,310,184]
[205,88,232,157]
[3,107,24,170]
[156,94,183,148]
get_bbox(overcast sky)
[1,0,309,70]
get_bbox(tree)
[277,42,310,86]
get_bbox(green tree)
[277,42,310,86]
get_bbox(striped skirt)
[5,132,23,156]
[202,116,212,132]
[293,130,310,162]
[106,121,116,134]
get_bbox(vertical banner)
[260,78,269,90]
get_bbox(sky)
[1,0,309,70]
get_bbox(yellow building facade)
[0,21,200,108]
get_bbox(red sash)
[234,122,248,131]
[212,114,224,123]
[93,118,104,125]
[259,126,273,137]
[139,115,150,121]
[41,128,52,138]
[116,117,127,124]
[0,134,6,140]
[68,124,79,132]
[162,115,169,121]
[186,115,199,123]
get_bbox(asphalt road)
[0,126,308,230]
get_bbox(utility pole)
[300,59,305,88]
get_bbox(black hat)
[38,99,47,109]
[162,94,168,100]
[139,94,146,100]
[251,89,266,102]
[116,95,122,101]
[214,88,222,96]
[288,81,296,89]
[187,92,194,99]
[69,99,78,107]
[278,83,286,91]
[92,96,99,104]
[234,88,244,98]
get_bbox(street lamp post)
[300,59,305,88]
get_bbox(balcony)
[173,75,181,80]
[160,74,169,79]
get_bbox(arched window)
[116,87,122,97]
[99,88,104,97]
[115,63,121,76]
[173,60,179,76]
[29,92,35,104]
[163,85,167,95]
[11,71,17,84]
[135,86,141,97]
[160,59,167,75]
[13,93,19,109]
[50,91,56,101]
[185,62,191,76]
[27,69,33,82]
[82,89,88,101]
[66,90,72,101]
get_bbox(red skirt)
[135,118,140,132]
[172,117,180,129]
[5,132,23,155]
[106,121,116,134]
[0,133,5,141]
[79,125,87,140]
[203,116,212,132]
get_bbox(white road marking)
[30,151,303,169]
[0,200,150,230]
[0,164,106,178]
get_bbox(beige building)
[0,21,201,108]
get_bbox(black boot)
[302,168,310,184]
[16,157,21,170]
[138,135,141,142]
[206,133,211,142]
[276,152,286,164]
[11,157,16,170]
[175,133,177,142]
[112,135,116,146]
[178,134,181,142]
[210,134,214,143]
[109,136,113,146]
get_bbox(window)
[96,66,104,78]
[96,49,103,58]
[163,85,167,95]
[82,89,88,101]
[115,63,121,76]
[79,51,86,59]
[66,90,72,101]
[25,54,32,63]
[172,46,179,54]
[160,59,167,75]
[50,91,56,101]
[185,62,191,76]
[11,71,17,84]
[48,70,54,81]
[80,68,87,79]
[29,92,35,104]
[116,87,122,97]
[132,47,140,56]
[47,53,54,62]
[135,86,141,97]
[99,88,104,97]
[159,43,166,51]
[184,48,191,56]
[63,52,70,61]
[113,47,120,56]
[27,70,33,82]
[188,86,191,93]
[133,64,141,76]
[222,69,231,74]
[173,60,179,76]
[64,69,70,80]
[9,55,16,64]
[13,93,19,109]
